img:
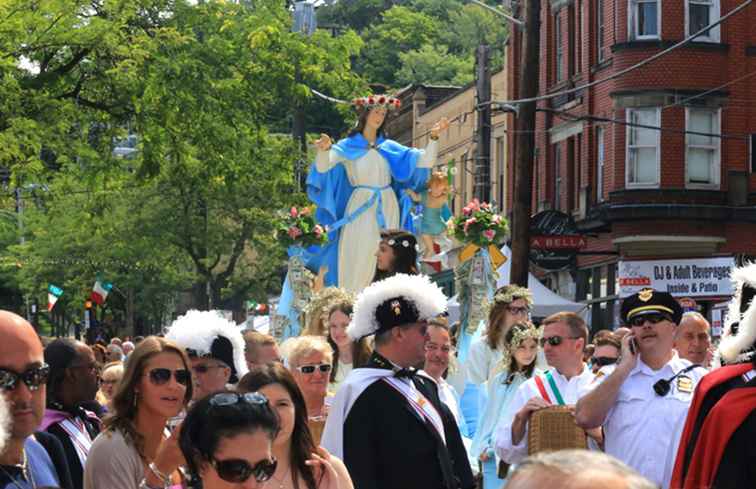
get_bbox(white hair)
[509,450,656,489]
[0,395,10,454]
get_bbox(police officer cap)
[621,288,683,325]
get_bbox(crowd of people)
[1,235,755,489]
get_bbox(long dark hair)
[503,322,538,381]
[326,302,372,382]
[372,229,418,283]
[105,336,193,460]
[348,106,390,138]
[179,390,279,489]
[237,364,319,489]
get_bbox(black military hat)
[621,288,683,325]
[374,297,420,334]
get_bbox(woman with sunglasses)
[286,336,334,444]
[179,391,279,489]
[84,336,193,489]
[238,364,353,489]
[471,322,540,489]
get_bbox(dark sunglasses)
[592,356,618,367]
[539,336,580,347]
[146,368,190,386]
[192,364,226,374]
[212,457,278,483]
[295,364,332,374]
[629,313,672,327]
[209,392,268,408]
[0,364,50,392]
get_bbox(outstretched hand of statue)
[430,117,450,139]
[314,134,333,152]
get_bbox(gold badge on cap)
[391,300,402,316]
[676,375,694,394]
[639,289,654,302]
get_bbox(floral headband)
[303,287,355,334]
[353,95,402,111]
[383,237,421,253]
[491,285,534,309]
[500,322,541,371]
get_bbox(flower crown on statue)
[353,95,402,111]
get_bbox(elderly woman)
[285,335,333,444]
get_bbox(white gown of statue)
[316,140,437,293]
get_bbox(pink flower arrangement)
[449,200,509,247]
[276,205,328,247]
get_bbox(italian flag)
[90,278,113,305]
[48,284,63,312]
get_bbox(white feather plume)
[164,310,249,379]
[348,274,448,340]
[719,262,756,363]
[0,394,10,454]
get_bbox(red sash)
[534,375,552,404]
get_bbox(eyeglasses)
[192,364,226,374]
[591,356,618,367]
[0,364,50,392]
[211,457,278,483]
[628,313,672,327]
[146,368,190,386]
[506,306,531,316]
[539,336,581,347]
[425,343,453,354]
[295,364,332,374]
[209,392,268,407]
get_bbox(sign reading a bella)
[618,257,735,298]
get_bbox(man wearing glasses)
[575,289,707,489]
[322,274,474,489]
[0,310,73,489]
[495,311,595,465]
[40,339,101,489]
[165,309,249,401]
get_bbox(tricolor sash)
[383,377,446,444]
[534,371,566,406]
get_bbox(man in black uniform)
[670,262,756,489]
[322,273,474,489]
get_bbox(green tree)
[395,45,474,86]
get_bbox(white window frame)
[685,0,720,43]
[555,12,564,82]
[628,0,661,40]
[625,107,661,188]
[597,0,606,62]
[685,107,721,189]
[596,126,606,201]
[554,142,562,209]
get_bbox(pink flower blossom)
[492,214,502,224]
[483,229,496,241]
[290,207,298,218]
[463,217,477,234]
[287,226,302,239]
[462,206,472,216]
[469,199,481,212]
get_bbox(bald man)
[674,312,712,367]
[0,310,73,489]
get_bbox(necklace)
[266,462,290,489]
[0,449,35,489]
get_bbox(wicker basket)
[527,406,587,454]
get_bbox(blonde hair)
[286,335,333,368]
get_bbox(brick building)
[506,0,756,330]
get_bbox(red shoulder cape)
[670,363,755,488]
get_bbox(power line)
[661,69,756,110]
[490,0,754,106]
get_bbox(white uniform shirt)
[580,354,706,488]
[494,365,595,464]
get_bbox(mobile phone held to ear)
[629,337,638,355]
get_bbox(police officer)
[575,289,707,489]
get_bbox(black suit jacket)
[343,362,474,489]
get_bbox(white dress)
[316,140,437,293]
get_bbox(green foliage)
[395,45,474,86]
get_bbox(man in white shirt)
[495,311,596,464]
[575,289,707,488]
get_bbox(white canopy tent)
[447,245,587,324]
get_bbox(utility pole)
[474,44,492,202]
[510,0,541,287]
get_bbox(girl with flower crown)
[308,96,448,293]
[471,321,541,489]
